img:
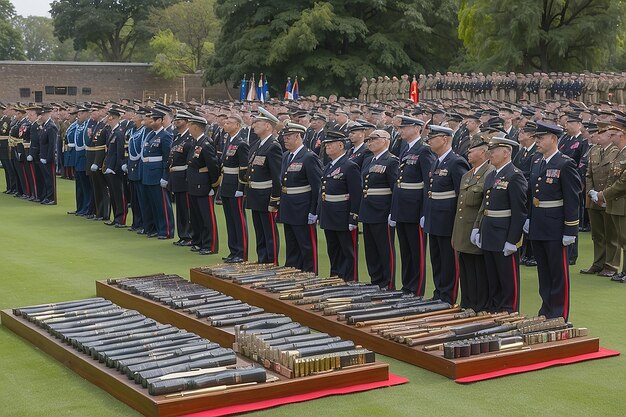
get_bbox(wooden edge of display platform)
[190,268,600,379]
[1,309,389,417]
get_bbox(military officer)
[86,104,110,221]
[142,108,175,239]
[526,121,581,320]
[473,136,527,313]
[319,131,362,281]
[451,134,494,312]
[71,106,91,216]
[102,108,128,226]
[219,114,250,262]
[278,122,323,273]
[582,123,620,276]
[360,129,399,289]
[0,106,16,194]
[167,110,194,246]
[245,107,283,265]
[389,116,436,296]
[423,125,471,304]
[186,114,221,255]
[124,109,147,232]
[346,122,373,169]
[37,106,59,205]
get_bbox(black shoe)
[225,256,244,263]
[179,240,192,247]
[190,245,202,252]
[157,235,172,240]
[580,266,602,275]
[147,232,158,238]
[199,249,217,255]
[611,272,625,282]
[525,258,537,267]
[569,259,577,266]
[173,239,184,246]
[136,229,146,235]
[92,217,104,221]
[42,200,56,205]
[67,211,77,215]
[85,214,95,219]
[114,223,127,228]
[104,220,115,226]
[222,256,233,261]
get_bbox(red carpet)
[455,347,620,384]
[182,373,408,417]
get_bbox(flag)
[240,75,247,101]
[246,74,256,101]
[285,77,292,100]
[263,77,269,101]
[291,76,299,101]
[410,75,418,103]
[257,73,265,102]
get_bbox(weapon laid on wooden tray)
[148,366,268,396]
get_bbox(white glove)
[209,189,215,196]
[234,191,244,198]
[470,228,480,246]
[160,178,168,188]
[90,164,98,172]
[503,242,517,256]
[307,213,318,224]
[589,189,599,203]
[27,155,33,162]
[388,214,396,227]
[523,219,530,234]
[104,168,115,175]
[562,235,576,246]
[121,164,128,173]
[419,216,425,228]
[348,224,357,232]
[40,158,47,164]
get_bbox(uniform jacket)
[219,130,249,197]
[28,122,41,159]
[451,162,494,254]
[359,150,399,223]
[586,144,619,211]
[73,121,88,171]
[558,133,587,166]
[167,128,194,193]
[141,127,173,186]
[278,146,322,225]
[318,153,362,231]
[186,133,220,197]
[601,146,626,216]
[126,126,146,182]
[104,124,125,173]
[346,143,371,169]
[245,135,283,211]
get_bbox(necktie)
[539,158,547,172]
[289,153,295,163]
[600,147,605,160]
[433,158,440,172]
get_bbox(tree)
[458,0,626,73]
[149,0,220,69]
[150,30,196,78]
[0,0,26,60]
[205,0,462,96]
[15,16,59,61]
[50,0,177,61]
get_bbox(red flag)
[410,75,419,103]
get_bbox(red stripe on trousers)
[208,195,217,252]
[511,255,519,312]
[387,225,394,289]
[351,228,358,282]
[418,224,425,296]
[161,188,171,238]
[237,197,248,260]
[309,224,318,275]
[268,212,278,265]
[562,246,570,320]
[29,163,38,197]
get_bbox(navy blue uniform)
[245,135,283,264]
[86,119,110,220]
[390,138,436,295]
[127,126,148,231]
[103,124,127,225]
[28,121,44,201]
[38,118,58,203]
[360,150,399,289]
[219,130,250,260]
[513,144,539,263]
[319,153,362,281]
[72,120,91,215]
[168,128,194,242]
[346,143,371,169]
[476,163,527,313]
[529,152,581,320]
[279,147,322,273]
[141,127,174,238]
[424,150,470,304]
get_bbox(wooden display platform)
[190,268,600,379]
[95,280,235,348]
[1,310,389,417]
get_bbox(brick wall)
[0,61,237,103]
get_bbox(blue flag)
[240,75,247,101]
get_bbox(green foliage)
[50,0,177,62]
[0,0,26,60]
[150,30,196,79]
[205,0,462,96]
[458,0,626,72]
[15,16,63,61]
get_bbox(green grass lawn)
[1,171,625,417]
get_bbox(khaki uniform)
[359,79,368,102]
[602,147,626,271]
[367,79,377,103]
[587,144,620,271]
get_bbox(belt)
[222,167,239,174]
[23,143,30,149]
[86,145,106,151]
[198,167,209,173]
[323,193,350,202]
[484,209,512,217]
[0,136,8,140]
[142,156,163,162]
[249,180,273,189]
[364,187,392,196]
[397,182,424,190]
[67,143,76,148]
[169,165,187,172]
[282,185,312,194]
[11,138,23,144]
[75,145,85,151]
[429,190,456,200]
[533,198,563,208]
[128,154,141,161]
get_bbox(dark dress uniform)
[475,161,527,313]
[141,127,175,238]
[346,143,371,169]
[529,146,581,321]
[219,130,250,261]
[103,123,127,225]
[279,146,322,273]
[10,116,29,197]
[168,128,194,243]
[452,161,494,312]
[513,142,539,264]
[27,121,43,201]
[319,152,362,281]
[360,149,399,289]
[187,133,221,253]
[245,135,283,264]
[38,118,58,203]
[73,120,91,215]
[0,115,17,194]
[424,149,471,304]
[86,119,110,220]
[390,137,436,295]
[126,125,146,231]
